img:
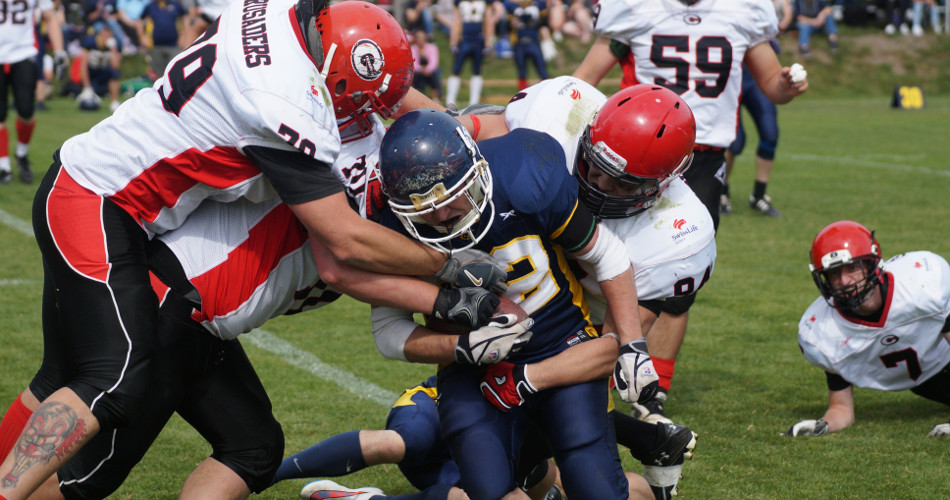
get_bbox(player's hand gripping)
[613,339,660,404]
[432,286,500,330]
[435,249,508,294]
[480,361,537,411]
[783,419,829,437]
[928,420,950,437]
[455,314,534,365]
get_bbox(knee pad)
[660,293,696,316]
[756,139,777,161]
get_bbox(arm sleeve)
[825,371,852,392]
[371,306,419,361]
[608,38,630,60]
[550,200,596,253]
[243,145,344,205]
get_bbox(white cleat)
[300,479,384,500]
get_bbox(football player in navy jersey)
[784,221,950,438]
[367,109,654,500]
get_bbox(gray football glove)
[445,103,508,117]
[455,314,534,365]
[432,286,500,330]
[434,249,508,294]
[613,339,660,404]
[928,420,950,437]
[783,419,829,437]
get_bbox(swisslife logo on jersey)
[671,218,699,243]
[308,71,332,111]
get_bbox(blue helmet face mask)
[378,109,494,253]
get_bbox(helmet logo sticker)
[351,39,385,81]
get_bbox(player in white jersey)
[783,221,950,438]
[0,0,64,184]
[4,105,508,499]
[571,0,809,422]
[0,2,468,499]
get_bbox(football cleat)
[719,193,731,215]
[631,388,673,425]
[0,169,12,185]
[16,154,33,183]
[749,194,781,217]
[640,422,698,500]
[300,479,384,500]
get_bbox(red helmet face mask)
[809,220,884,312]
[576,84,696,219]
[306,1,413,141]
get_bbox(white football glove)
[928,420,950,437]
[613,339,660,404]
[783,418,829,437]
[455,314,534,365]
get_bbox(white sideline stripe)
[245,329,398,407]
[0,207,395,407]
[0,208,34,237]
[0,279,41,286]
[788,154,950,178]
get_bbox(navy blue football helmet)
[378,109,494,253]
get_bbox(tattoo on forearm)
[1,402,87,488]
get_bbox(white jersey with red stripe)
[60,0,340,238]
[580,177,715,323]
[504,75,605,167]
[592,0,778,148]
[503,76,716,323]
[154,120,384,340]
[798,251,950,391]
[0,0,52,63]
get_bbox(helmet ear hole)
[334,79,346,97]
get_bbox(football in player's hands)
[427,295,528,334]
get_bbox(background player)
[445,0,499,108]
[0,0,65,184]
[784,221,950,437]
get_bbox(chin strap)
[295,0,328,67]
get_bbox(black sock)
[753,180,767,200]
[722,183,730,197]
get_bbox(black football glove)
[432,286,499,330]
[434,249,508,294]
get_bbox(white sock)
[469,75,483,106]
[0,157,11,172]
[446,75,461,108]
[15,143,28,158]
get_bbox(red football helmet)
[302,1,413,139]
[576,84,696,219]
[809,220,884,311]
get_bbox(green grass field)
[3,36,950,499]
